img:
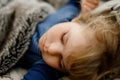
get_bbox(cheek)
[46,29,62,42]
[47,25,66,37]
[42,53,60,70]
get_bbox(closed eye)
[59,55,63,69]
[60,60,66,71]
[59,56,65,71]
[61,32,68,45]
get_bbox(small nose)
[47,43,62,56]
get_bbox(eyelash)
[59,59,66,71]
[59,55,63,69]
[61,33,67,44]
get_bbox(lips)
[40,35,47,53]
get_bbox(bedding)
[0,0,55,79]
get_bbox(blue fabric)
[22,60,64,80]
[21,0,80,80]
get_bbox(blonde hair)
[67,12,120,80]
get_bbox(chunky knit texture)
[0,0,55,75]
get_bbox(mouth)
[40,36,46,52]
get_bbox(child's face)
[39,22,94,71]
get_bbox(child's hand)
[81,0,99,13]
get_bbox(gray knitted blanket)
[92,0,120,25]
[0,0,55,75]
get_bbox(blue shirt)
[22,0,80,80]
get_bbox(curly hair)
[67,12,120,80]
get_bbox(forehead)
[63,27,96,68]
[65,26,94,53]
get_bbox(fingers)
[81,0,99,13]
[87,0,99,5]
[81,4,92,13]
